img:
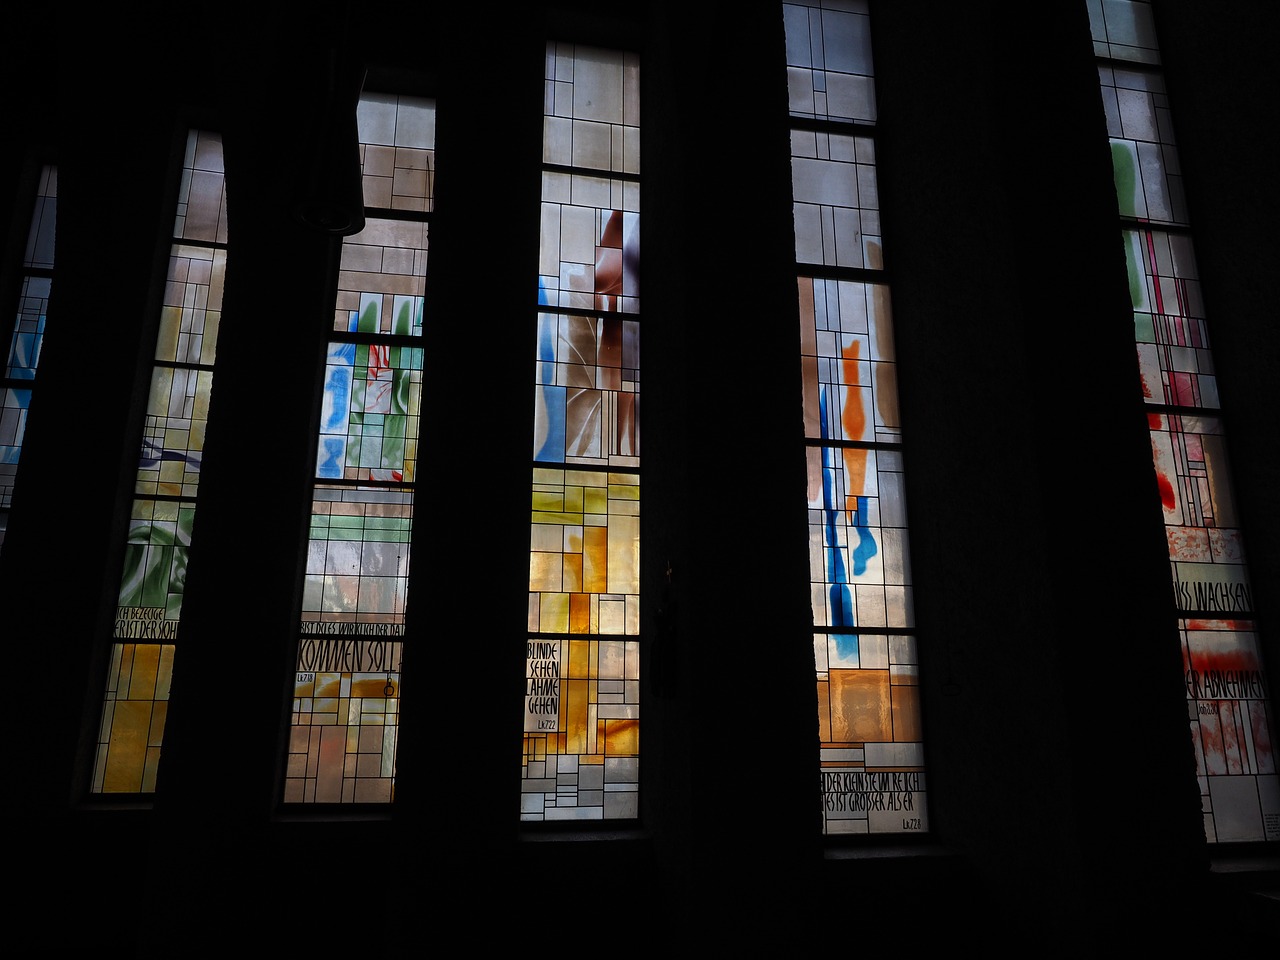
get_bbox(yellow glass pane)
[605,718,639,756]
[539,593,569,632]
[102,701,152,793]
[583,525,608,592]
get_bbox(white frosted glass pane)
[358,94,398,145]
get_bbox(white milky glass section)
[544,43,639,176]
[784,0,876,123]
[791,130,881,269]
[1087,0,1160,64]
[357,94,437,212]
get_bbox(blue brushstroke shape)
[318,438,344,478]
[819,386,854,630]
[139,439,202,471]
[852,494,876,577]
[316,343,355,478]
[534,314,565,461]
[324,344,356,431]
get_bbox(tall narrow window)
[522,43,641,821]
[1,164,57,556]
[285,92,434,804]
[1088,0,1278,843]
[784,0,927,835]
[92,132,228,793]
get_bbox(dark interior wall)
[3,2,1277,952]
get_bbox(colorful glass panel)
[533,312,639,467]
[1089,0,1278,842]
[538,174,639,315]
[1181,619,1276,842]
[285,94,434,804]
[93,132,228,791]
[786,0,928,835]
[523,44,641,821]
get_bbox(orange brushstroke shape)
[841,340,867,515]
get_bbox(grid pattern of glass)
[357,92,436,214]
[534,313,639,468]
[1089,0,1278,842]
[284,94,434,804]
[93,131,228,793]
[790,131,882,271]
[523,43,641,821]
[1,164,57,555]
[786,0,927,835]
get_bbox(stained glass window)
[785,0,927,835]
[1088,0,1278,843]
[92,131,228,793]
[1,164,57,556]
[522,43,641,821]
[284,92,434,804]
